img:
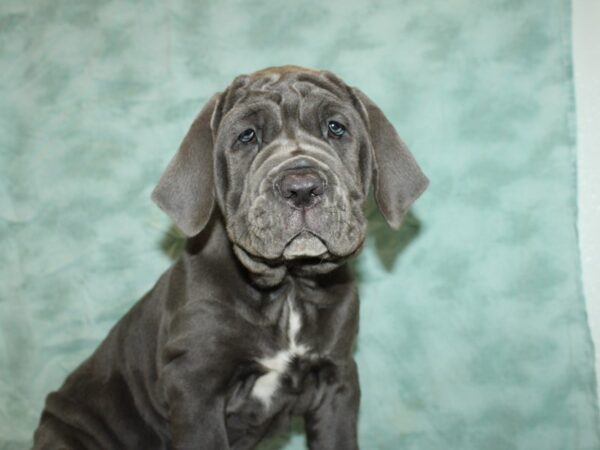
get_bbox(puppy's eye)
[238,128,256,144]
[327,121,346,138]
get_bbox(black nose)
[278,171,324,209]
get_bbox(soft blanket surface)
[1,0,599,449]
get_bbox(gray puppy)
[32,66,428,450]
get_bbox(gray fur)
[32,66,427,450]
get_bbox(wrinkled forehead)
[219,69,353,119]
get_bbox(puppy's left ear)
[151,93,222,237]
[352,88,429,229]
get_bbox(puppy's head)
[152,66,428,281]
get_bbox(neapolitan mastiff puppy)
[33,65,428,450]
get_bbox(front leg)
[304,359,360,450]
[162,356,230,450]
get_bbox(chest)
[250,297,313,407]
[225,295,325,424]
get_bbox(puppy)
[32,65,428,450]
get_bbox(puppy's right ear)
[151,93,222,237]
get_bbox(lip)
[282,230,328,260]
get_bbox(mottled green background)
[1,0,599,449]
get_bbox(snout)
[276,169,325,209]
[232,150,366,264]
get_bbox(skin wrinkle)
[239,179,356,257]
[221,83,367,264]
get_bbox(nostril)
[284,188,297,199]
[310,184,324,197]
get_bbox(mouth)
[282,230,328,260]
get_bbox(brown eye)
[238,129,256,144]
[327,121,346,138]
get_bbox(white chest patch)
[251,297,309,408]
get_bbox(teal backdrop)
[1,0,599,449]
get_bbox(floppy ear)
[352,88,429,229]
[151,93,222,237]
